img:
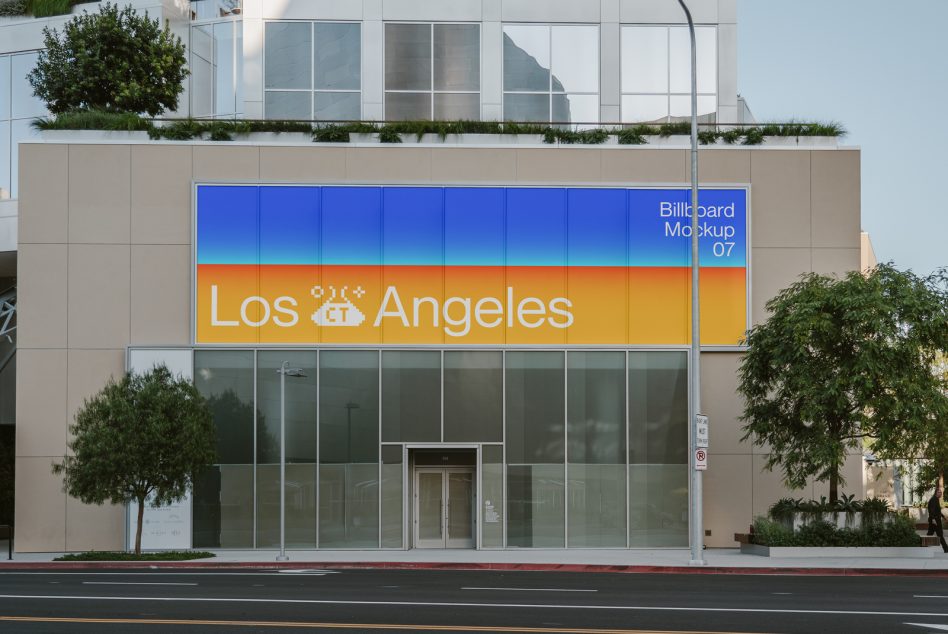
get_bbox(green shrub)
[29,3,188,116]
[33,109,151,131]
[55,550,215,561]
[0,0,29,17]
[752,514,920,547]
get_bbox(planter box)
[348,133,547,145]
[39,129,151,141]
[762,136,838,147]
[741,543,940,558]
[232,132,312,143]
[782,511,891,531]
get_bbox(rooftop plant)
[0,0,98,18]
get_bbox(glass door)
[413,467,475,548]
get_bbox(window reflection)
[621,25,717,124]
[190,21,242,118]
[503,24,599,127]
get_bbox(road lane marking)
[0,572,333,577]
[462,587,597,593]
[906,625,948,631]
[82,582,198,586]
[916,596,948,599]
[0,616,757,633]
[1,594,948,618]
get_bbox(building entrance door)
[413,467,475,549]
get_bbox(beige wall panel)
[517,149,601,183]
[811,454,865,501]
[66,349,124,436]
[14,456,65,552]
[68,145,131,244]
[702,453,751,547]
[811,248,860,279]
[750,151,811,248]
[601,149,687,184]
[131,145,193,244]
[752,453,807,520]
[67,245,131,349]
[193,146,259,181]
[260,146,347,182]
[430,148,518,183]
[65,498,125,552]
[131,245,191,345]
[15,349,67,457]
[700,352,746,454]
[699,150,750,183]
[750,247,811,327]
[17,243,67,349]
[811,150,860,249]
[18,144,68,244]
[346,147,432,182]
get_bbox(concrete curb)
[4,561,948,577]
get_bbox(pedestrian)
[928,487,948,553]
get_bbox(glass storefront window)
[382,351,440,442]
[503,24,599,127]
[444,351,502,443]
[255,351,317,548]
[265,21,361,121]
[385,23,480,121]
[319,350,379,548]
[193,350,255,548]
[628,351,689,547]
[481,445,504,548]
[381,445,404,548]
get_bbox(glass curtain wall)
[628,351,689,546]
[567,352,627,547]
[503,25,599,127]
[190,348,688,549]
[384,23,481,120]
[0,51,47,200]
[264,21,362,120]
[621,26,717,124]
[191,20,243,119]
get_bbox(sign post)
[694,448,708,471]
[696,415,709,449]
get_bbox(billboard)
[195,185,748,345]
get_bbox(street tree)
[739,264,948,503]
[53,366,215,554]
[28,2,188,116]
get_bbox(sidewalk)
[3,547,948,575]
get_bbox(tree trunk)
[135,497,145,556]
[829,470,839,504]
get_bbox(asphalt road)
[0,567,947,633]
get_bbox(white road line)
[0,594,947,618]
[462,587,597,593]
[916,595,948,599]
[906,624,948,631]
[82,582,198,587]
[0,572,331,577]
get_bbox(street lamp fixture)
[276,361,307,562]
[677,0,706,566]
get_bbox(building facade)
[6,0,864,553]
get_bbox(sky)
[738,0,948,275]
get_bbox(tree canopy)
[53,365,215,554]
[28,2,188,116]
[739,264,948,502]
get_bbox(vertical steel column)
[278,360,288,561]
[677,0,706,566]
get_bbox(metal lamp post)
[677,0,706,566]
[277,361,307,562]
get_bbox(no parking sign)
[695,448,708,471]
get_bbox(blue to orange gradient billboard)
[195,185,748,345]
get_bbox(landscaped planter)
[39,129,150,141]
[347,133,547,145]
[741,543,939,558]
[762,136,838,147]
[232,132,312,143]
[780,512,891,531]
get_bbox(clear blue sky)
[738,0,948,275]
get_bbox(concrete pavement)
[4,545,948,574]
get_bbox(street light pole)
[677,0,706,566]
[276,362,307,562]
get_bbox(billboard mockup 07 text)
[195,185,748,345]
